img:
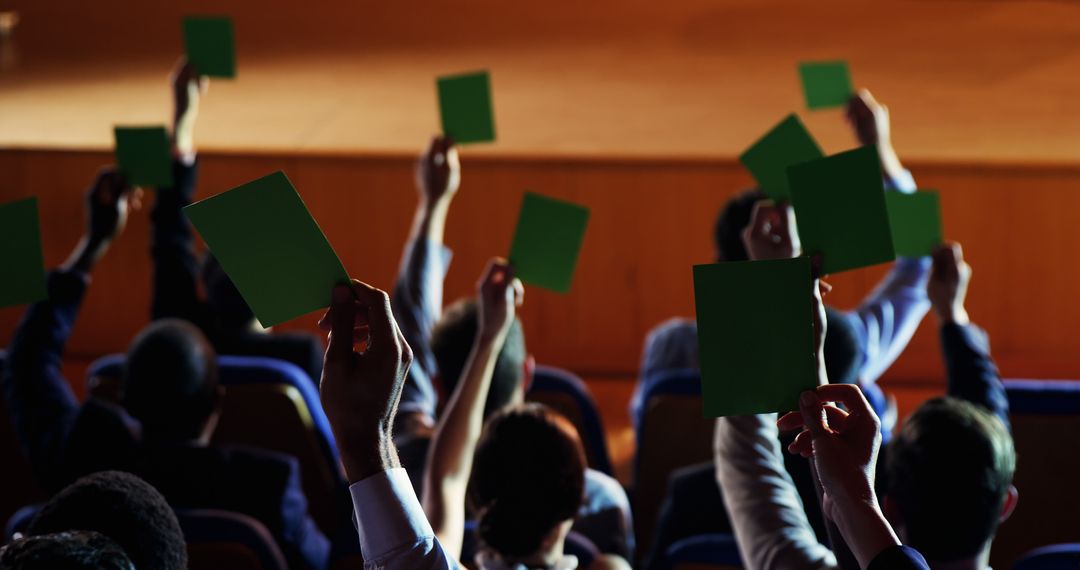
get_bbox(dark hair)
[823,307,862,386]
[887,397,1016,561]
[713,188,766,262]
[0,531,134,570]
[29,471,187,570]
[468,404,586,558]
[122,319,219,442]
[201,252,257,333]
[431,298,526,419]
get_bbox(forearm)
[340,428,401,485]
[151,159,204,321]
[855,257,932,384]
[940,322,1009,426]
[409,197,452,247]
[829,497,901,570]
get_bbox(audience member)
[1,165,330,569]
[388,137,634,558]
[25,471,186,570]
[0,531,134,570]
[151,59,324,382]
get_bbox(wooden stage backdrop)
[3,148,1080,397]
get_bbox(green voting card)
[788,145,895,274]
[183,171,348,327]
[886,191,942,257]
[183,16,236,78]
[740,114,824,201]
[0,197,47,308]
[114,126,172,187]
[437,70,496,144]
[693,257,817,417]
[508,192,589,293]
[799,61,853,109]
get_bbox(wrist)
[339,427,399,484]
[935,304,970,326]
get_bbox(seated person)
[21,471,186,570]
[151,59,323,382]
[0,531,134,570]
[1,167,330,569]
[633,89,928,434]
[319,278,629,570]
[718,242,1015,570]
[389,137,634,558]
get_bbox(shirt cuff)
[884,168,918,194]
[349,468,433,560]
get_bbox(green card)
[183,16,236,78]
[799,61,853,109]
[183,171,349,327]
[886,191,942,257]
[114,126,172,187]
[508,192,589,293]
[788,145,895,274]
[437,70,495,144]
[693,257,817,417]
[0,197,47,308]
[739,114,824,200]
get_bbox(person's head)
[0,531,134,570]
[885,397,1018,563]
[468,404,586,561]
[823,307,862,386]
[431,298,530,419]
[201,253,258,333]
[29,471,187,570]
[713,188,767,262]
[122,318,220,443]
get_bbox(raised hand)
[477,259,524,342]
[845,88,906,186]
[170,57,209,157]
[319,280,414,483]
[740,199,801,261]
[927,241,972,325]
[415,135,461,207]
[86,167,138,245]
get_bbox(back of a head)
[29,471,187,570]
[432,298,526,419]
[468,403,587,558]
[201,252,257,333]
[123,318,219,442]
[713,188,766,262]
[0,531,134,570]
[887,397,1016,562]
[823,307,862,386]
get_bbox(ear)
[1000,485,1019,523]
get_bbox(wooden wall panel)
[3,149,1080,394]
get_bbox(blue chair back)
[528,365,614,476]
[177,508,288,570]
[86,354,345,533]
[991,380,1080,569]
[1013,544,1080,570]
[663,533,742,569]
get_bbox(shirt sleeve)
[150,158,211,328]
[1,270,88,489]
[940,322,1010,429]
[714,415,838,570]
[349,468,461,570]
[866,545,931,570]
[850,256,932,386]
[391,239,452,421]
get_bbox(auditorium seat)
[991,380,1080,568]
[633,370,712,564]
[178,509,288,570]
[86,354,346,534]
[0,351,48,540]
[1013,543,1080,570]
[661,533,742,570]
[527,365,615,476]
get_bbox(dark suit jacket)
[1,270,329,570]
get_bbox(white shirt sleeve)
[714,416,838,570]
[349,468,462,570]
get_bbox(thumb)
[326,284,357,364]
[799,390,828,436]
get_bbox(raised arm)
[2,168,136,487]
[927,243,1009,427]
[422,260,522,557]
[150,59,210,324]
[318,280,460,569]
[392,136,460,422]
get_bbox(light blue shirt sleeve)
[349,468,462,570]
